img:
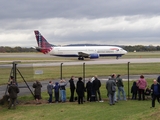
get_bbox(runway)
[1,55,160,99]
[33,58,160,67]
[1,58,160,68]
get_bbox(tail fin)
[34,30,53,54]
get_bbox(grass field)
[0,52,160,120]
[0,63,160,85]
[0,82,160,120]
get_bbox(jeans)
[118,86,126,100]
[95,89,102,101]
[114,92,117,101]
[48,94,53,103]
[152,94,160,107]
[54,91,59,102]
[109,93,115,105]
[138,89,145,100]
[8,98,17,109]
[69,89,75,102]
[60,90,66,102]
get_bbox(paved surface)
[0,74,159,99]
[1,54,160,99]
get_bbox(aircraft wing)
[78,52,89,58]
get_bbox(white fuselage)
[48,46,127,57]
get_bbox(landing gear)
[78,57,84,60]
[116,56,119,60]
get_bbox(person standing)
[106,74,116,106]
[90,77,96,101]
[131,81,138,100]
[92,75,102,102]
[53,82,60,103]
[47,81,53,103]
[86,79,92,101]
[157,76,160,84]
[59,80,68,103]
[150,79,160,108]
[8,82,19,109]
[33,81,42,104]
[69,76,76,102]
[110,73,117,102]
[137,75,147,100]
[116,75,127,101]
[76,77,85,104]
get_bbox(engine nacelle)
[89,53,99,59]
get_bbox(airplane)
[34,30,127,60]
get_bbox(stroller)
[144,87,152,100]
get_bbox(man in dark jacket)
[69,76,76,102]
[86,79,92,101]
[116,75,127,101]
[92,75,102,102]
[47,81,53,103]
[33,81,42,104]
[8,82,19,109]
[106,75,116,106]
[157,76,160,84]
[76,77,85,104]
[150,79,160,108]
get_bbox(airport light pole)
[60,63,63,80]
[128,62,130,99]
[83,63,85,84]
[83,62,86,100]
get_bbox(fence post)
[128,62,130,99]
[83,63,85,84]
[60,63,63,80]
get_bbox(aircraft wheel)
[116,56,119,59]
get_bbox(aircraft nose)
[124,50,127,54]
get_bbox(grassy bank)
[0,82,160,120]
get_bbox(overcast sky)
[0,0,160,47]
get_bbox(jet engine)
[89,53,99,59]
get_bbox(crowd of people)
[131,75,160,108]
[7,74,160,109]
[33,75,122,105]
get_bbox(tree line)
[0,46,37,53]
[0,45,160,53]
[123,45,160,52]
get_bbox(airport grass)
[0,62,160,85]
[1,100,160,120]
[0,83,160,120]
[1,52,160,62]
[1,52,160,119]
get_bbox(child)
[53,82,60,103]
[131,81,138,100]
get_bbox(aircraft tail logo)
[34,30,53,54]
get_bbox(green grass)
[0,82,160,120]
[1,100,159,120]
[1,52,160,119]
[0,63,160,85]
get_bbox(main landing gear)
[116,56,119,60]
[78,57,84,60]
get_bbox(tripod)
[5,61,34,97]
